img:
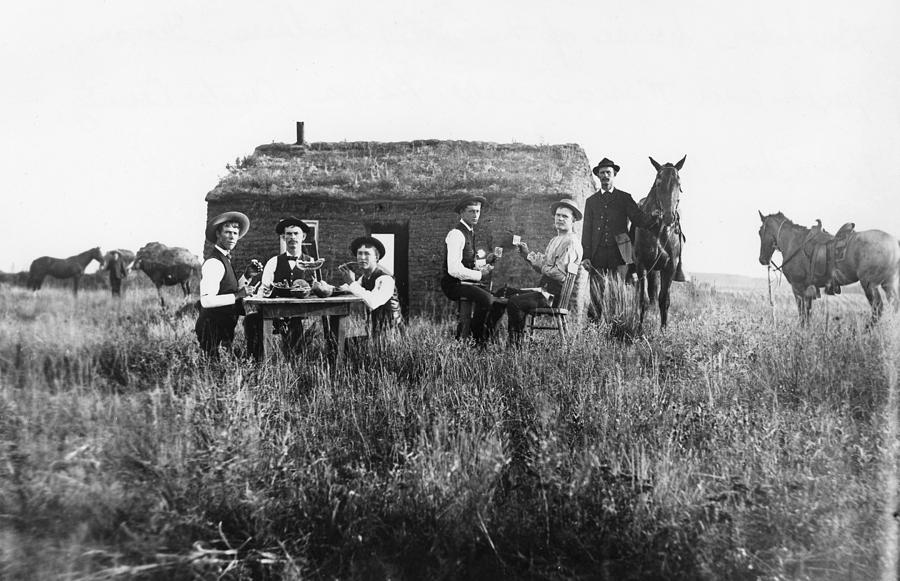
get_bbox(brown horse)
[634,155,686,327]
[758,211,900,324]
[28,247,104,295]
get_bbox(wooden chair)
[526,262,580,339]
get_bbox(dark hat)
[349,236,386,259]
[551,198,583,221]
[205,211,250,243]
[592,158,621,176]
[275,216,312,236]
[453,195,488,214]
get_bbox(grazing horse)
[634,155,686,328]
[758,211,900,324]
[28,247,104,295]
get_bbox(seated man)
[506,198,583,345]
[245,216,318,358]
[338,236,403,337]
[441,194,506,344]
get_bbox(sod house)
[204,139,595,317]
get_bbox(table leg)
[261,317,273,360]
[322,314,349,366]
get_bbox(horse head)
[757,211,781,265]
[88,247,105,269]
[648,155,685,226]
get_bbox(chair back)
[552,262,580,309]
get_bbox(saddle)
[804,220,855,295]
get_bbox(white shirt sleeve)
[254,256,279,297]
[445,229,482,282]
[199,258,237,308]
[346,274,396,310]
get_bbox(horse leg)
[157,285,166,308]
[861,281,884,325]
[658,272,673,328]
[73,276,80,296]
[638,272,648,329]
[647,270,659,306]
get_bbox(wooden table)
[243,295,367,364]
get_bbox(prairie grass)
[0,283,897,579]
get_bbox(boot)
[673,260,690,283]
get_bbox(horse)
[27,247,104,295]
[134,242,201,306]
[758,211,900,324]
[633,155,686,328]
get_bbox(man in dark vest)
[195,211,262,359]
[338,236,403,337]
[245,216,318,358]
[441,195,506,343]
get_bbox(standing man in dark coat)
[106,250,128,297]
[195,211,262,359]
[581,158,660,318]
[441,195,506,344]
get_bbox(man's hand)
[517,241,530,256]
[338,265,356,285]
[479,264,493,276]
[243,259,263,279]
[581,258,593,271]
[235,285,250,299]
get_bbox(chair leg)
[557,314,568,339]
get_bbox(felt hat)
[551,198,583,221]
[592,157,620,176]
[205,211,250,243]
[275,216,312,236]
[453,195,488,214]
[349,236,386,259]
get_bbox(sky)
[2,1,899,277]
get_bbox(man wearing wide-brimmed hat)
[506,198,584,344]
[244,216,318,358]
[338,235,403,336]
[195,211,262,358]
[441,194,506,343]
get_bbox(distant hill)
[691,272,863,295]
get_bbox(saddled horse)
[758,211,900,324]
[28,247,105,295]
[634,155,686,328]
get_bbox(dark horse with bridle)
[28,247,105,295]
[758,211,900,324]
[634,156,686,328]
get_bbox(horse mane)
[770,212,810,235]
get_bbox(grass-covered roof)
[206,140,591,202]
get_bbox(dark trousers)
[243,313,305,360]
[195,310,238,359]
[110,277,123,297]
[443,282,506,342]
[587,265,628,320]
[506,291,551,343]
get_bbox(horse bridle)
[767,216,804,272]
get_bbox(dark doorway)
[366,221,410,316]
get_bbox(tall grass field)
[1,280,897,580]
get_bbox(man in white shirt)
[507,198,583,344]
[245,216,317,358]
[440,195,506,343]
[194,211,262,358]
[338,236,403,336]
